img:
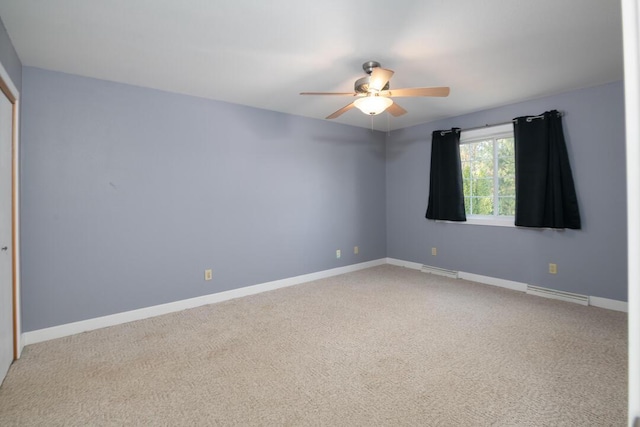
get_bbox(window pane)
[461,161,471,180]
[463,172,470,198]
[498,196,516,216]
[472,177,494,197]
[460,129,515,220]
[498,138,515,213]
[498,156,514,177]
[470,197,494,215]
[466,142,478,160]
[459,144,471,162]
[498,138,514,158]
[464,197,471,215]
[475,140,493,161]
[474,157,494,178]
[472,141,494,177]
[498,176,515,196]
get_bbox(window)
[459,124,515,225]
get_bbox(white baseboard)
[387,258,627,312]
[22,257,628,346]
[388,259,527,291]
[458,271,528,292]
[463,274,627,312]
[386,258,422,270]
[589,296,628,312]
[22,258,387,345]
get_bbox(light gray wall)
[386,81,627,301]
[20,67,387,331]
[0,17,20,92]
[19,65,627,332]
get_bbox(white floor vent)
[526,285,589,306]
[420,265,459,279]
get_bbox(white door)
[0,90,13,384]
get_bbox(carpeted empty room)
[0,265,626,426]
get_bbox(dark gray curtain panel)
[426,128,466,221]
[513,110,581,229]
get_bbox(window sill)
[438,216,515,228]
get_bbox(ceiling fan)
[300,61,450,119]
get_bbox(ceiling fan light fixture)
[353,95,393,115]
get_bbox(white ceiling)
[0,0,623,131]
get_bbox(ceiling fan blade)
[300,92,357,96]
[326,102,356,119]
[387,102,407,117]
[369,68,394,92]
[383,87,450,97]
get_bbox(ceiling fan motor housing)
[355,61,390,93]
[354,76,390,94]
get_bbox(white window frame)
[458,123,515,227]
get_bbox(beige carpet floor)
[0,265,627,426]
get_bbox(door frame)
[0,61,20,359]
[623,0,640,424]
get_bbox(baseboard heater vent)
[526,285,589,306]
[420,265,459,279]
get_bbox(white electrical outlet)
[431,247,437,256]
[205,269,213,280]
[336,249,341,259]
[354,246,359,255]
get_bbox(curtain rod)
[439,111,564,135]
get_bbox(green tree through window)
[459,125,515,218]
